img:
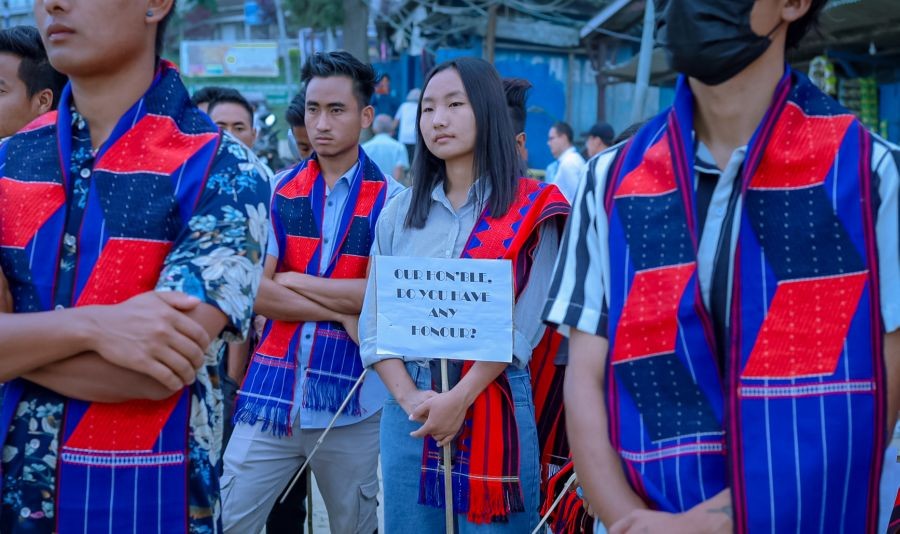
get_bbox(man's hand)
[0,267,12,314]
[409,388,469,446]
[397,388,438,420]
[86,291,211,393]
[609,510,693,534]
[340,314,360,345]
[609,492,733,534]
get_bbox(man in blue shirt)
[222,50,403,534]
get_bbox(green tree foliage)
[287,0,344,30]
[179,0,219,12]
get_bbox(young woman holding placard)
[358,56,570,532]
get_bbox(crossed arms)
[253,255,365,343]
[0,269,226,403]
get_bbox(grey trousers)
[221,412,381,534]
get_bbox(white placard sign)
[374,256,514,363]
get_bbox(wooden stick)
[306,473,313,534]
[279,368,369,503]
[441,358,454,534]
[531,472,578,534]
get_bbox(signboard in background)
[374,256,514,363]
[244,0,263,25]
[180,41,280,78]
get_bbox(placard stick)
[441,358,454,533]
[279,369,369,503]
[306,474,313,534]
[531,471,578,534]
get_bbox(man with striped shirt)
[545,1,899,532]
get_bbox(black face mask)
[657,0,781,86]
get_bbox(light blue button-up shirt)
[268,159,405,429]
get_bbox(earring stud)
[146,9,153,16]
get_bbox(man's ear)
[782,0,814,24]
[145,0,175,23]
[516,132,526,150]
[361,105,375,129]
[33,88,54,115]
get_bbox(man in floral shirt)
[0,0,268,532]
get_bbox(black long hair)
[404,57,524,229]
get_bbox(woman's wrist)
[452,379,479,407]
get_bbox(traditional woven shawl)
[0,61,220,532]
[235,149,386,436]
[889,488,900,534]
[418,177,569,523]
[541,460,592,534]
[606,69,885,532]
[529,328,569,493]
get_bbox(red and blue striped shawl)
[0,61,222,533]
[605,68,886,532]
[235,149,387,436]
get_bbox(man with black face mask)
[545,1,900,533]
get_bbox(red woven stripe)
[465,372,514,523]
[256,320,300,359]
[64,393,182,451]
[749,103,854,190]
[614,136,676,198]
[505,181,568,261]
[465,179,548,261]
[331,254,368,279]
[743,272,867,379]
[278,160,319,199]
[530,330,563,424]
[94,115,216,175]
[612,263,695,363]
[76,238,171,306]
[283,235,319,273]
[0,179,65,248]
[353,180,385,216]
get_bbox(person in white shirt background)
[362,113,410,184]
[394,87,421,164]
[545,120,585,202]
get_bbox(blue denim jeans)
[381,361,541,533]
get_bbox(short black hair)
[206,88,254,121]
[786,0,828,49]
[285,87,306,127]
[0,26,67,109]
[613,120,647,145]
[406,57,523,229]
[503,77,531,135]
[191,86,229,108]
[300,50,376,110]
[552,121,574,143]
[155,1,176,57]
